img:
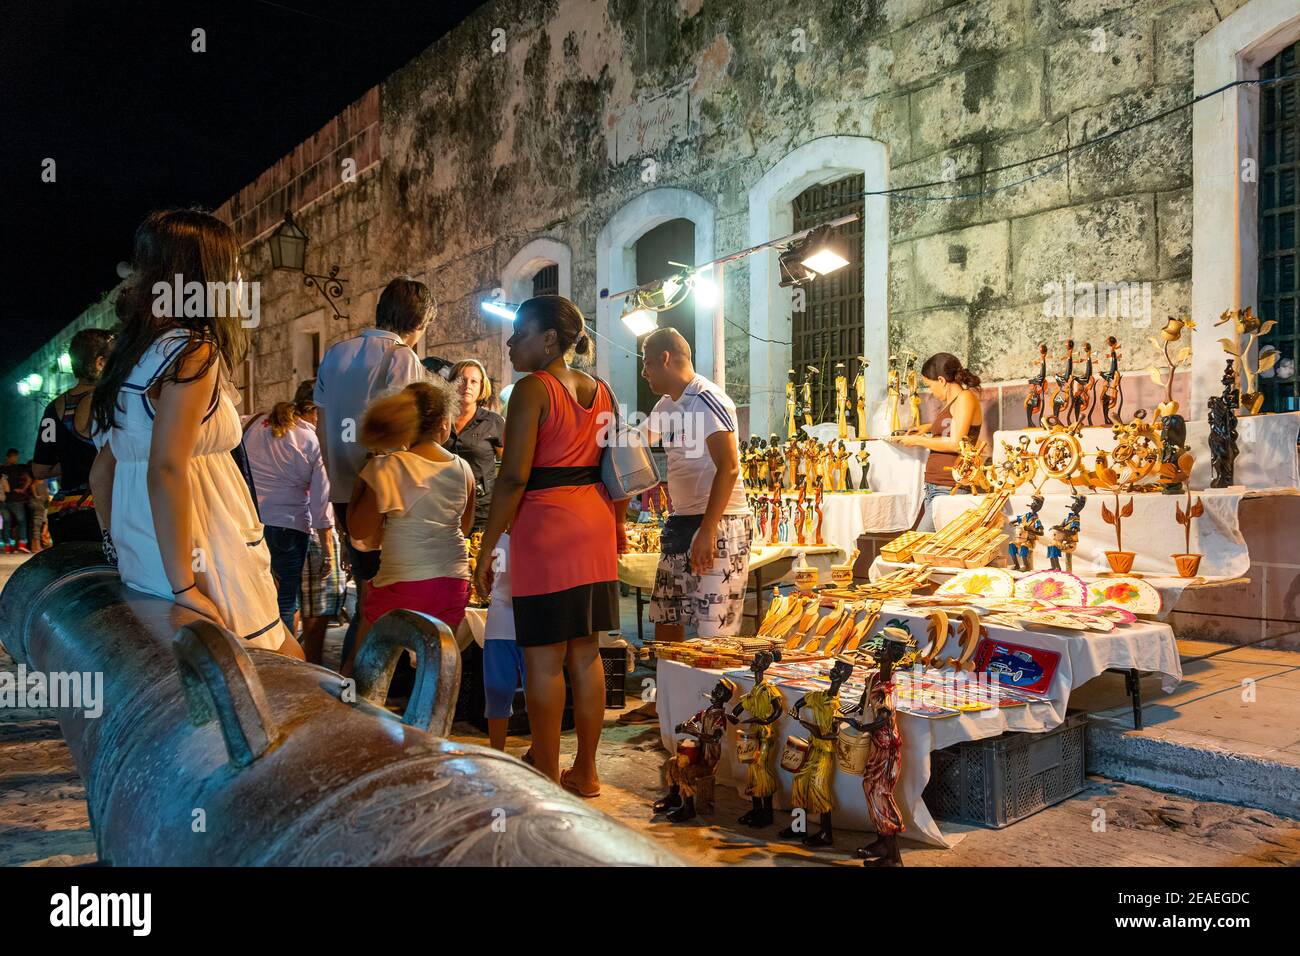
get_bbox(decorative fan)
[937,567,1016,598]
[1014,570,1087,606]
[1086,577,1162,616]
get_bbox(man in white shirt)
[314,275,433,668]
[641,327,751,644]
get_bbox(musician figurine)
[779,659,855,848]
[786,368,798,439]
[1025,343,1048,428]
[1009,494,1045,572]
[1099,336,1124,425]
[887,354,902,434]
[854,355,869,439]
[855,446,871,491]
[843,633,911,867]
[835,361,849,439]
[730,650,785,828]
[654,678,736,823]
[1047,495,1087,573]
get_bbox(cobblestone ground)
[3,554,1299,867]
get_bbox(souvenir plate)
[1014,570,1087,606]
[937,567,1016,598]
[1085,577,1162,616]
[973,638,1061,695]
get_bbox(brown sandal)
[560,768,601,798]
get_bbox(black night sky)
[0,0,488,378]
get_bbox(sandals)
[560,768,601,799]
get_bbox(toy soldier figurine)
[843,634,910,867]
[1008,494,1045,572]
[1099,336,1124,425]
[654,677,737,823]
[1025,343,1048,428]
[729,650,785,828]
[779,659,855,848]
[786,369,798,439]
[854,446,871,491]
[1047,495,1087,572]
[854,355,869,439]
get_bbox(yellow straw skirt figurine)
[730,650,785,828]
[779,660,854,848]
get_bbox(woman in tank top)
[891,352,984,532]
[344,380,475,656]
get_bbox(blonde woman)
[444,359,504,533]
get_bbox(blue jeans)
[920,482,969,532]
[0,500,28,546]
[265,526,310,631]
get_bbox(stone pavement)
[2,553,1298,867]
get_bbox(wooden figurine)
[814,478,826,545]
[855,446,871,491]
[1049,340,1075,426]
[1150,316,1196,495]
[771,495,786,545]
[779,659,855,848]
[1099,336,1124,425]
[794,486,808,545]
[786,368,798,439]
[803,439,820,495]
[1209,359,1240,488]
[905,352,922,431]
[1070,341,1096,425]
[1100,494,1137,575]
[1216,306,1277,416]
[654,677,736,823]
[1025,343,1048,428]
[1172,489,1205,578]
[833,440,851,492]
[729,650,785,828]
[843,636,910,867]
[802,365,819,428]
[1047,495,1086,573]
[835,362,849,439]
[854,355,869,439]
[784,436,801,489]
[1008,494,1045,572]
[887,354,902,434]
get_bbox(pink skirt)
[363,576,470,630]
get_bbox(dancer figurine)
[843,635,910,867]
[654,677,736,823]
[779,659,855,848]
[729,651,785,828]
[1047,495,1086,572]
[1008,494,1045,572]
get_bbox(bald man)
[640,328,751,644]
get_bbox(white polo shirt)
[646,374,748,516]
[314,328,428,502]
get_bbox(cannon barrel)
[0,545,680,866]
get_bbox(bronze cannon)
[0,544,680,866]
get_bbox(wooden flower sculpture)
[1172,490,1205,577]
[1100,494,1137,574]
[1216,306,1277,416]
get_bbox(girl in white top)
[88,209,301,657]
[344,380,475,658]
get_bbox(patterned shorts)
[300,530,346,619]
[649,513,753,638]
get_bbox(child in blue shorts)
[483,532,526,752]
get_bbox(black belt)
[525,465,602,492]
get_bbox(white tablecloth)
[931,489,1250,579]
[656,608,1180,847]
[617,544,844,591]
[993,411,1299,494]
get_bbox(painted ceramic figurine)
[1047,495,1087,572]
[843,635,910,867]
[1025,343,1048,428]
[730,650,785,828]
[654,677,736,823]
[835,362,849,439]
[1209,359,1240,488]
[779,659,855,847]
[1049,340,1075,426]
[1009,494,1045,572]
[854,355,869,439]
[1099,335,1124,425]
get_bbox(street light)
[269,210,348,319]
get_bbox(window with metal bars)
[531,263,559,298]
[1259,41,1299,412]
[791,174,865,423]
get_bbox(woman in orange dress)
[474,296,626,795]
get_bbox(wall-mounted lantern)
[270,210,348,320]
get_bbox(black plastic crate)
[600,646,627,709]
[923,712,1089,828]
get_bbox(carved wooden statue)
[654,677,736,823]
[1209,358,1240,489]
[1099,335,1124,425]
[1025,343,1048,428]
[843,636,910,867]
[729,650,785,828]
[1049,340,1075,426]
[779,660,854,848]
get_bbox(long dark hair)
[921,352,981,390]
[93,209,247,433]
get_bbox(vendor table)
[931,487,1250,580]
[656,607,1180,847]
[618,545,844,641]
[992,410,1300,494]
[762,489,916,556]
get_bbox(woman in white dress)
[89,209,302,657]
